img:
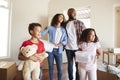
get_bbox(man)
[65,8,86,80]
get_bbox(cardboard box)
[0,61,17,80]
[97,70,120,80]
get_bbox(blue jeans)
[48,48,62,80]
[66,49,80,80]
[39,67,42,80]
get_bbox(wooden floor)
[14,63,69,80]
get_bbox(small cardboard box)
[0,61,17,80]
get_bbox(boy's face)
[30,26,41,38]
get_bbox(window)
[76,8,91,28]
[63,8,91,28]
[0,0,11,58]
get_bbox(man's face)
[71,10,76,19]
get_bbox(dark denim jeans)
[48,48,62,80]
[39,67,42,80]
[66,49,80,80]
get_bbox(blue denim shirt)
[41,26,67,53]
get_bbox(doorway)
[115,7,120,47]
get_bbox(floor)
[42,63,69,80]
[14,63,69,80]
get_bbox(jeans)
[39,67,43,80]
[48,48,62,80]
[66,49,80,80]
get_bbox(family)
[18,8,101,80]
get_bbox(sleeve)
[20,41,27,49]
[96,42,101,49]
[66,21,76,42]
[80,21,86,31]
[61,29,67,45]
[41,42,45,52]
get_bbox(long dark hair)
[51,13,65,27]
[80,28,99,43]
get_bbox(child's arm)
[18,52,38,62]
[96,48,101,59]
[18,52,29,60]
[35,52,48,62]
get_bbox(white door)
[115,7,120,47]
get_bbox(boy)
[18,23,45,80]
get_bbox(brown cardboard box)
[0,61,17,80]
[97,70,120,80]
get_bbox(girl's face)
[58,15,64,23]
[30,26,41,38]
[87,30,95,42]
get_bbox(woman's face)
[87,30,95,42]
[58,15,64,23]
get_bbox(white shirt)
[79,42,100,70]
[54,28,62,48]
[65,21,78,50]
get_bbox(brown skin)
[18,26,44,62]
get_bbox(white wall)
[2,0,120,66]
[10,0,49,63]
[48,0,120,49]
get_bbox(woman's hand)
[44,26,48,30]
[57,43,63,46]
[51,42,57,46]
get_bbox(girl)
[41,13,67,80]
[78,28,101,80]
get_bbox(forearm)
[57,43,63,46]
[18,52,29,60]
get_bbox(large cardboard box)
[0,61,17,80]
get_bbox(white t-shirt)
[65,21,78,50]
[54,28,62,48]
[78,42,100,70]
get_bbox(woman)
[41,13,67,80]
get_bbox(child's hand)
[29,55,38,62]
[36,53,45,62]
[78,48,83,51]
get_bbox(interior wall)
[10,0,49,65]
[48,0,120,49]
